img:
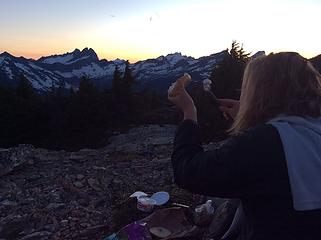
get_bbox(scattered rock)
[69,154,85,163]
[46,203,66,211]
[42,224,56,232]
[76,174,85,180]
[0,200,17,206]
[87,178,101,191]
[73,181,84,188]
[19,231,52,240]
[0,124,223,239]
[0,145,35,177]
[60,220,68,227]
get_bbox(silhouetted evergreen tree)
[69,87,75,96]
[211,41,250,99]
[79,76,96,96]
[16,74,35,99]
[56,79,66,97]
[194,41,250,141]
[112,65,122,96]
[122,61,135,96]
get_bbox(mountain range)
[0,48,227,94]
[1,48,320,94]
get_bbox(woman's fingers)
[222,111,229,120]
[219,104,239,120]
[219,106,232,115]
[168,86,196,113]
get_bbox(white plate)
[151,191,170,205]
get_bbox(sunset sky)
[1,0,321,62]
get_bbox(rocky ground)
[0,124,223,240]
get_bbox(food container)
[137,196,156,212]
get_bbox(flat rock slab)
[0,144,35,177]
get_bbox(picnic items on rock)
[150,191,170,206]
[107,197,241,240]
[130,191,170,212]
[137,196,157,213]
[105,207,196,240]
[130,191,148,198]
[141,207,198,239]
[149,227,172,238]
[104,221,152,240]
[194,200,215,226]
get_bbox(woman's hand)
[168,81,197,122]
[218,99,240,120]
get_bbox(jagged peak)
[0,51,14,58]
[113,58,127,65]
[0,52,15,66]
[166,52,183,57]
[164,52,187,65]
[39,47,99,64]
[73,48,81,53]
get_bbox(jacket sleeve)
[171,120,286,198]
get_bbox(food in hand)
[168,73,192,97]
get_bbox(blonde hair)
[231,52,321,135]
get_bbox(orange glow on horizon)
[0,48,155,63]
[2,47,320,65]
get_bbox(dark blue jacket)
[171,120,321,240]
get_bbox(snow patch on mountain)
[3,66,14,79]
[113,59,126,65]
[187,59,198,65]
[55,71,74,79]
[165,53,184,65]
[28,63,54,74]
[42,53,74,64]
[72,63,103,78]
[152,69,168,74]
[55,63,117,79]
[16,63,43,79]
[14,62,66,90]
[15,62,36,73]
[0,57,5,65]
[65,56,90,65]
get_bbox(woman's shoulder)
[221,124,290,195]
[220,123,286,170]
[226,123,281,150]
[245,123,279,138]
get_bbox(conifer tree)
[16,74,35,99]
[122,60,135,95]
[194,41,250,140]
[210,40,250,99]
[79,76,96,96]
[111,65,122,96]
[56,79,66,97]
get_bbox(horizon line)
[0,47,227,64]
[1,48,320,64]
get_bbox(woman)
[168,52,321,240]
